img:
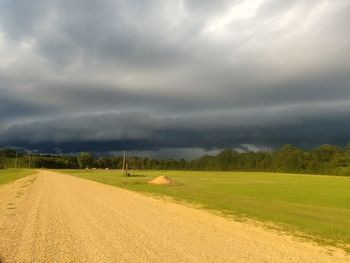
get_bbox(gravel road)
[0,170,349,262]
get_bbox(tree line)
[1,144,350,175]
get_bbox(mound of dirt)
[148,176,177,185]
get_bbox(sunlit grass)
[0,169,34,185]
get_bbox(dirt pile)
[148,176,177,185]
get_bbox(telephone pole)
[122,151,126,176]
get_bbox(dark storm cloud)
[1,0,196,68]
[0,95,48,120]
[0,0,350,156]
[2,104,350,153]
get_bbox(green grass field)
[0,169,34,185]
[62,169,350,250]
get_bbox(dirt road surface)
[0,170,349,262]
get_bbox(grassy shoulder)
[0,169,35,185]
[61,169,350,251]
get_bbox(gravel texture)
[0,170,349,262]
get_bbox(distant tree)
[63,155,79,168]
[273,145,305,172]
[340,143,350,163]
[307,144,342,173]
[0,148,17,158]
[236,152,255,171]
[96,157,111,169]
[2,143,350,175]
[345,143,350,155]
[77,152,94,169]
[217,149,233,170]
[178,158,186,170]
[255,152,273,171]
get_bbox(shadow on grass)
[121,181,185,188]
[122,174,147,178]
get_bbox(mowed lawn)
[0,169,34,185]
[62,169,350,249]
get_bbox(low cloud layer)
[0,1,350,157]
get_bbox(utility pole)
[122,151,126,176]
[28,153,31,169]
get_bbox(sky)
[0,0,350,159]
